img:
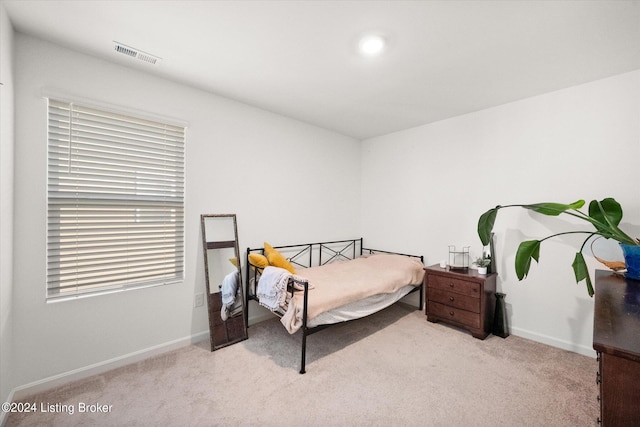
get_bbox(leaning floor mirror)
[200,214,247,351]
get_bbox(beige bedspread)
[280,254,425,334]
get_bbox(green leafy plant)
[474,256,491,268]
[477,198,639,297]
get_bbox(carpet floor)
[7,303,598,426]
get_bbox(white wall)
[8,21,639,401]
[11,33,361,391]
[0,2,16,410]
[361,70,640,356]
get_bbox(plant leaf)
[524,200,585,216]
[572,252,588,282]
[515,240,541,280]
[478,207,498,246]
[584,273,594,298]
[572,252,594,297]
[589,198,623,230]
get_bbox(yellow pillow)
[228,257,239,268]
[264,242,296,274]
[248,253,269,269]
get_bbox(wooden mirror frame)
[200,214,247,351]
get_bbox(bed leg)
[300,280,309,374]
[245,248,251,328]
[300,329,307,374]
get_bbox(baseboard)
[510,326,596,358]
[7,330,209,405]
[248,311,274,326]
[246,300,277,326]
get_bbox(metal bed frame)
[245,238,424,374]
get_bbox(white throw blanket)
[256,266,311,313]
[256,266,291,312]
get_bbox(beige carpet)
[7,304,598,426]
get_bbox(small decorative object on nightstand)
[448,245,470,271]
[424,264,497,339]
[474,256,491,275]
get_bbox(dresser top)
[425,264,497,281]
[593,270,640,360]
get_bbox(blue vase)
[621,243,640,281]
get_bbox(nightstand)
[424,265,497,339]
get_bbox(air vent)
[113,42,160,65]
[137,53,158,65]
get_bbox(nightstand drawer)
[429,301,480,329]
[429,274,480,297]
[429,288,480,313]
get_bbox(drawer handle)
[449,296,455,302]
[449,283,454,288]
[449,311,454,316]
[596,372,601,385]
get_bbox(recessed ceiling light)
[358,34,386,57]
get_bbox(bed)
[245,238,425,373]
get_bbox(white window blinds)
[47,99,185,300]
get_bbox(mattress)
[307,284,416,328]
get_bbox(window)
[47,99,185,300]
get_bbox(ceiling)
[4,0,640,140]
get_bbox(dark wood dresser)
[593,270,640,426]
[424,265,497,339]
